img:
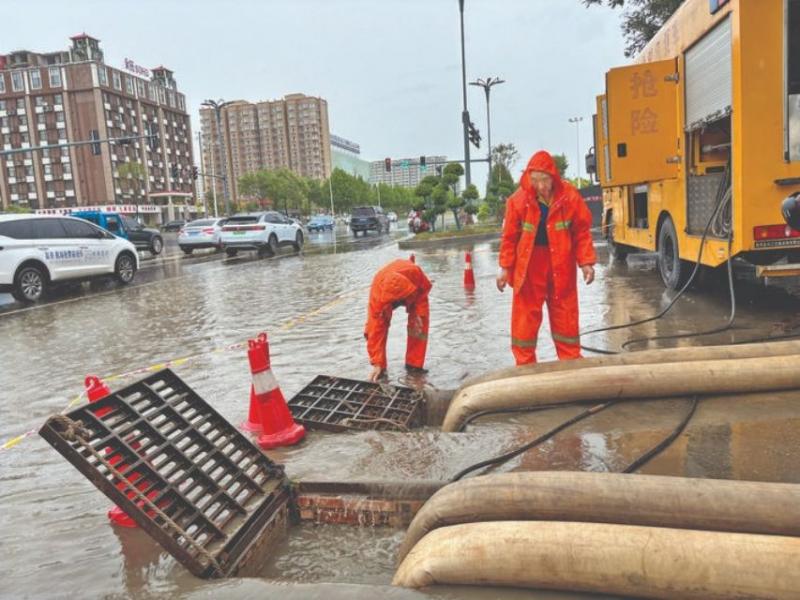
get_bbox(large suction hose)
[442,353,800,432]
[393,520,800,598]
[396,471,800,564]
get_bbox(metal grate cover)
[287,375,423,432]
[39,369,289,579]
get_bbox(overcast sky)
[5,0,627,188]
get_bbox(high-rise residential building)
[330,134,370,180]
[0,34,196,221]
[200,93,331,203]
[369,155,448,188]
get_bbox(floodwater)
[2,225,800,599]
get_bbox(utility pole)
[458,0,471,188]
[470,76,505,189]
[568,116,584,187]
[197,131,207,217]
[202,99,232,216]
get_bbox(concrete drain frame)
[39,369,291,579]
[287,375,424,432]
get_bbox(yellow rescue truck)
[589,0,800,288]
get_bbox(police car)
[0,214,139,303]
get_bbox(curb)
[398,230,501,250]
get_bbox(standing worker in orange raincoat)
[497,150,596,365]
[365,259,432,381]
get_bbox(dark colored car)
[350,206,389,236]
[162,219,186,232]
[72,210,164,255]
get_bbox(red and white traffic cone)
[463,251,476,290]
[241,333,267,433]
[409,253,416,264]
[247,333,305,450]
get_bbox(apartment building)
[0,34,195,221]
[200,93,331,202]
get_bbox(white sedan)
[0,214,139,302]
[177,218,227,254]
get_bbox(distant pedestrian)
[364,259,432,381]
[496,150,596,364]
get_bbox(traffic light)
[90,129,101,156]
[419,155,426,167]
[191,166,199,180]
[170,164,179,179]
[468,122,481,149]
[384,157,392,172]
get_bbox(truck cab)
[71,211,164,255]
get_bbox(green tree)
[491,143,520,174]
[583,0,684,57]
[462,184,480,218]
[441,162,465,229]
[552,154,569,178]
[487,162,517,219]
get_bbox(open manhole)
[287,375,423,432]
[39,369,290,578]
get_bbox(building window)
[11,71,24,92]
[56,112,64,123]
[112,71,121,91]
[61,146,69,157]
[98,67,108,87]
[125,76,133,95]
[19,115,27,126]
[16,98,25,110]
[48,66,61,87]
[0,75,5,94]
[136,79,145,98]
[28,70,41,90]
[158,87,166,105]
[54,94,63,106]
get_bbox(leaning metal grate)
[39,369,289,579]
[287,375,423,432]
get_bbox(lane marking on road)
[0,283,368,452]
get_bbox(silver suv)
[220,212,304,258]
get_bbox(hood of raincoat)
[519,150,563,197]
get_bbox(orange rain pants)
[511,245,581,365]
[364,259,432,369]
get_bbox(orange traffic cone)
[241,333,267,433]
[463,251,476,290]
[409,253,415,263]
[247,333,305,450]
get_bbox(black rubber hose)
[450,401,616,482]
[622,395,699,473]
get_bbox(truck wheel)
[150,236,164,255]
[268,234,279,255]
[606,213,629,262]
[12,264,47,302]
[293,231,304,251]
[114,252,137,285]
[658,216,691,290]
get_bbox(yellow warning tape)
[1,286,367,452]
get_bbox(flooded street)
[3,229,800,599]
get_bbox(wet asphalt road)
[3,225,800,599]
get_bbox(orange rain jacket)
[364,259,432,369]
[499,151,596,300]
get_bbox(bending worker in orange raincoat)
[497,150,596,365]
[365,259,432,381]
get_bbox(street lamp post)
[470,76,505,188]
[202,99,232,216]
[568,116,584,187]
[458,0,471,188]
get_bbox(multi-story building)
[200,93,331,203]
[330,134,370,180]
[0,34,195,222]
[369,155,448,188]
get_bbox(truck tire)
[605,212,630,262]
[114,252,137,284]
[658,216,691,290]
[150,236,164,255]
[12,263,47,303]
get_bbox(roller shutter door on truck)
[685,15,732,130]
